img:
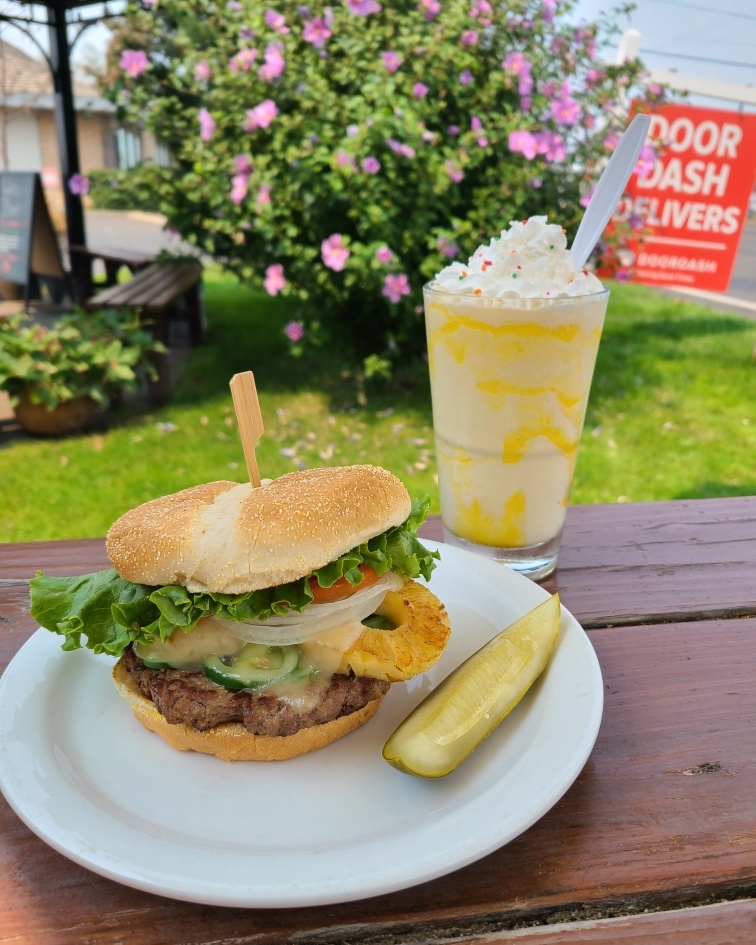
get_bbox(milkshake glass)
[424,217,609,580]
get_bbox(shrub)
[88,164,176,213]
[105,0,663,367]
[0,308,164,409]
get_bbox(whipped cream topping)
[432,216,604,298]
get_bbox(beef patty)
[120,645,390,737]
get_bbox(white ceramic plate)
[0,542,603,908]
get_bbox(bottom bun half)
[112,659,385,762]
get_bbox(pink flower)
[447,124,460,136]
[337,150,356,168]
[533,130,565,162]
[459,70,473,86]
[347,0,382,14]
[437,236,458,258]
[375,246,393,263]
[346,124,360,137]
[230,48,257,72]
[258,42,285,79]
[585,68,605,88]
[418,0,440,19]
[198,108,216,142]
[580,187,594,208]
[471,0,492,14]
[413,82,429,99]
[244,99,278,130]
[541,0,556,24]
[461,30,478,46]
[604,132,620,152]
[508,130,539,160]
[382,273,410,303]
[68,173,89,196]
[321,233,350,271]
[502,52,528,74]
[444,160,463,183]
[265,9,290,32]
[284,320,305,341]
[382,51,402,73]
[303,17,332,47]
[120,49,149,78]
[387,138,415,158]
[634,143,656,178]
[230,174,248,204]
[264,264,287,296]
[235,153,253,175]
[549,91,581,126]
[471,116,483,132]
[528,177,543,189]
[194,60,211,81]
[502,51,533,96]
[256,184,272,205]
[362,156,381,174]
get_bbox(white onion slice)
[209,571,404,645]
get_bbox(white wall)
[5,111,42,170]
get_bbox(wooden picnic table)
[0,496,755,944]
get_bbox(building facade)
[0,38,159,224]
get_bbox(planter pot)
[13,392,97,436]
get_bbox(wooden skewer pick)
[230,371,264,487]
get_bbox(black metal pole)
[47,0,86,251]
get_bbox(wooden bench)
[84,260,204,405]
[70,245,154,302]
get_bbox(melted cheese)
[145,619,244,671]
[299,619,366,675]
[146,616,368,692]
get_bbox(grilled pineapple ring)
[338,580,451,682]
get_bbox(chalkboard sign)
[0,171,65,302]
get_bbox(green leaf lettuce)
[30,496,439,657]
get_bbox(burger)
[30,465,451,761]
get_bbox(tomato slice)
[309,565,381,604]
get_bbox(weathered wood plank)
[1,619,753,944]
[0,538,110,581]
[421,497,756,627]
[461,899,756,945]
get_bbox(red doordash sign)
[614,104,756,292]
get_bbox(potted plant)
[0,308,166,435]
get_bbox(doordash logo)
[615,104,756,292]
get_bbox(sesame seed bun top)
[105,465,412,594]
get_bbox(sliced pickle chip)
[382,594,561,778]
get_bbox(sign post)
[615,104,756,292]
[0,172,66,304]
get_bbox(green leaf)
[29,500,439,657]
[29,568,161,656]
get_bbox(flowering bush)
[107,0,662,367]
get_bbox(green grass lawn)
[1,270,754,542]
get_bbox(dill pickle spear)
[383,594,561,778]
